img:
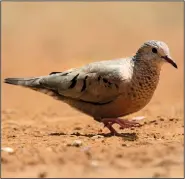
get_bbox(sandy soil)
[1,2,184,178]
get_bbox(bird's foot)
[119,119,141,129]
[102,118,142,134]
[101,118,118,135]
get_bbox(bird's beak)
[161,55,178,69]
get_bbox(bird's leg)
[102,119,118,135]
[102,118,141,133]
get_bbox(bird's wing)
[39,59,131,104]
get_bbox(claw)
[102,117,142,135]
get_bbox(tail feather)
[4,77,62,100]
[4,77,40,87]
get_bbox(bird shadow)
[48,131,138,141]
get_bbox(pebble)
[74,126,82,130]
[1,147,14,153]
[91,135,104,139]
[90,160,99,167]
[122,143,128,147]
[38,171,47,178]
[131,116,146,121]
[68,140,83,147]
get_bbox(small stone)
[159,118,165,121]
[131,116,146,121]
[74,126,82,130]
[71,140,82,147]
[169,118,174,121]
[90,160,99,167]
[91,135,104,139]
[1,147,14,153]
[38,171,47,178]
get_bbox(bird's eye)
[152,48,157,53]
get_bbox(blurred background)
[2,1,184,116]
[1,2,184,178]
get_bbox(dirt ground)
[1,2,184,178]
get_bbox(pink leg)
[103,120,118,135]
[102,118,141,135]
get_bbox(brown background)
[1,2,184,178]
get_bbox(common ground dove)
[4,40,177,135]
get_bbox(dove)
[4,40,177,135]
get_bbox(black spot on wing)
[49,72,62,75]
[49,72,70,77]
[61,72,69,76]
[69,74,79,89]
[103,78,108,83]
[81,76,88,92]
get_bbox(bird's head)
[136,40,177,69]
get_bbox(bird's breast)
[103,72,161,117]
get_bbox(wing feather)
[40,59,130,103]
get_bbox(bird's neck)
[131,55,161,89]
[132,55,162,75]
[130,56,161,100]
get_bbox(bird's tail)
[4,77,41,87]
[4,76,63,100]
